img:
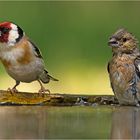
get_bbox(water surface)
[0,106,139,139]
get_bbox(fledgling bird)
[0,21,58,94]
[108,28,140,106]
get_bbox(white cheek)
[8,30,19,46]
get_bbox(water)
[0,106,139,139]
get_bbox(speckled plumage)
[108,28,140,105]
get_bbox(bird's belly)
[110,65,136,105]
[6,59,44,83]
[112,71,126,88]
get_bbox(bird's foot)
[7,87,18,95]
[38,87,50,97]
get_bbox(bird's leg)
[38,80,50,95]
[8,81,20,94]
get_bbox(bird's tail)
[39,70,58,84]
[47,74,59,81]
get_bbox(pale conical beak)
[108,38,119,47]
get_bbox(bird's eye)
[0,27,9,34]
[123,38,127,42]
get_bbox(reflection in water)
[111,107,140,139]
[2,106,140,139]
[0,106,111,139]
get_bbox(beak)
[108,38,119,47]
[0,31,2,36]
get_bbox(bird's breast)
[109,55,135,88]
[0,40,33,68]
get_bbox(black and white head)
[0,22,24,47]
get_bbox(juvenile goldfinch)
[0,21,58,94]
[108,28,140,106]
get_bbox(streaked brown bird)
[108,28,140,106]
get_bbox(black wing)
[107,62,110,73]
[29,40,43,58]
[134,56,140,78]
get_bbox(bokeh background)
[0,1,139,94]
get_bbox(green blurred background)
[0,1,139,94]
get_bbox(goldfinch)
[0,21,58,94]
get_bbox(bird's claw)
[7,87,18,95]
[38,87,50,96]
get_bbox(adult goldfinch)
[0,21,58,94]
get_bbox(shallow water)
[0,106,139,139]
